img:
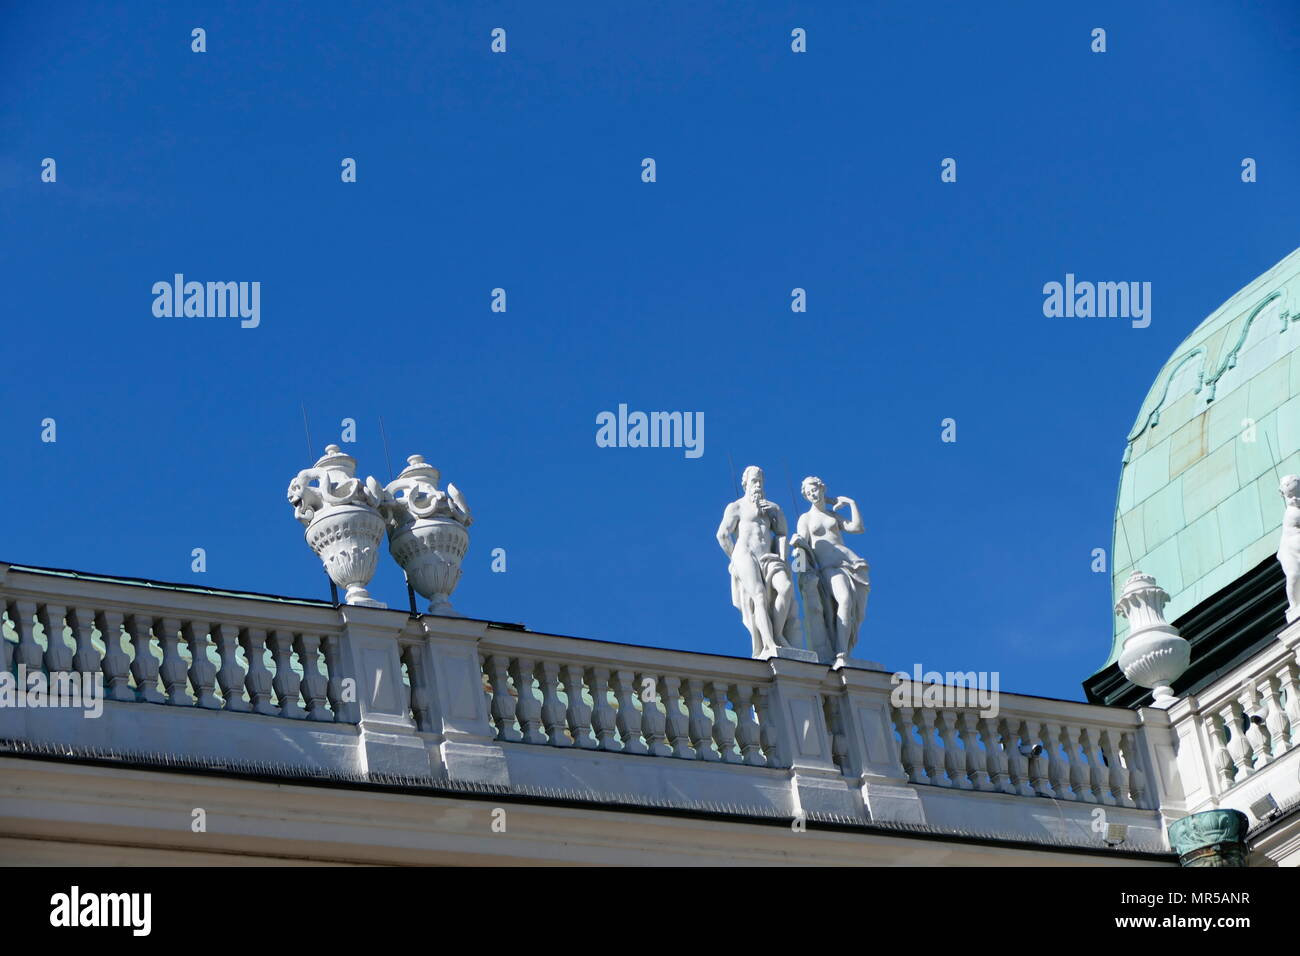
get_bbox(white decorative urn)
[287,445,389,608]
[1114,570,1191,708]
[381,455,472,616]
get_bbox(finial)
[1115,570,1189,708]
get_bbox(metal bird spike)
[379,415,394,477]
[300,402,314,457]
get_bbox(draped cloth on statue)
[800,547,870,663]
[730,551,796,658]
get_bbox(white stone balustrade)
[2,597,343,722]
[0,561,1173,848]
[477,642,784,767]
[890,695,1152,808]
[1158,621,1300,825]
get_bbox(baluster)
[1002,718,1034,796]
[393,645,414,727]
[95,610,134,702]
[662,676,694,758]
[1100,729,1132,807]
[1063,725,1095,802]
[239,627,277,716]
[295,634,332,721]
[896,708,926,784]
[37,604,72,674]
[959,712,992,791]
[1026,721,1050,797]
[732,683,766,766]
[9,599,43,673]
[824,696,851,775]
[1042,722,1069,798]
[1260,676,1288,759]
[509,657,546,744]
[485,655,521,741]
[261,630,301,718]
[182,622,221,710]
[536,660,570,746]
[611,670,648,754]
[684,678,718,760]
[322,633,355,722]
[0,605,12,675]
[66,608,102,689]
[586,666,621,751]
[1081,727,1115,805]
[211,622,250,712]
[915,708,945,785]
[1120,731,1147,808]
[937,710,971,789]
[709,681,741,764]
[558,664,593,748]
[1208,711,1236,789]
[979,715,1014,793]
[639,673,672,757]
[1239,685,1268,768]
[1020,719,1051,797]
[1275,659,1300,748]
[1220,701,1252,780]
[401,643,432,731]
[154,616,193,706]
[755,686,784,768]
[125,614,164,703]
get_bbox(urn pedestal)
[389,516,469,616]
[305,504,387,608]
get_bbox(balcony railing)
[477,630,785,766]
[1162,624,1300,810]
[0,560,1174,852]
[1,566,350,722]
[891,695,1150,808]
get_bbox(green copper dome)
[1107,247,1300,668]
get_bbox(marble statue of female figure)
[790,476,870,667]
[1278,475,1300,623]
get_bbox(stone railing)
[0,561,1173,850]
[1163,621,1300,819]
[0,565,350,722]
[891,694,1152,808]
[477,630,784,766]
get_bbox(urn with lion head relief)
[286,445,388,608]
[381,455,472,616]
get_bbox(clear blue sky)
[4,1,1299,700]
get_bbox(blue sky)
[3,1,1299,700]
